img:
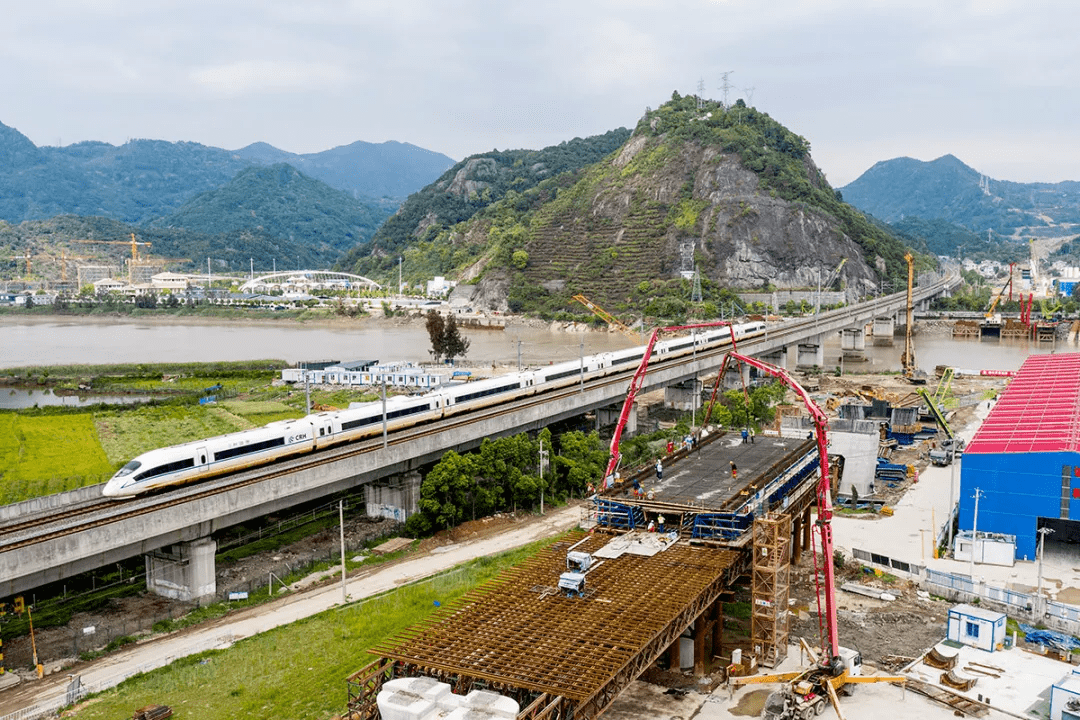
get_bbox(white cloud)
[189,60,351,96]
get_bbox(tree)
[425,310,446,362]
[442,314,471,363]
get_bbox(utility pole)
[516,340,523,372]
[1037,527,1054,597]
[579,337,584,393]
[398,256,402,295]
[303,362,311,415]
[538,439,548,515]
[947,454,959,556]
[250,258,254,282]
[969,487,983,577]
[381,375,388,449]
[339,499,347,604]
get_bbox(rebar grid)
[370,532,740,704]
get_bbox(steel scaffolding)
[751,514,791,668]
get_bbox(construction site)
[335,295,1080,720]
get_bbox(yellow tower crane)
[74,233,152,262]
[571,294,640,341]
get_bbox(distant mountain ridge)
[151,163,391,254]
[841,154,1080,239]
[0,120,455,226]
[231,139,455,202]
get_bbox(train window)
[135,457,195,481]
[214,436,287,461]
[115,460,142,477]
[200,455,206,464]
[319,428,325,436]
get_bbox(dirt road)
[0,504,585,718]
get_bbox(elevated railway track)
[0,272,959,596]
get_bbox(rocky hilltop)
[387,94,911,315]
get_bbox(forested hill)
[354,93,915,316]
[151,164,391,255]
[0,120,453,226]
[338,129,633,278]
[840,154,1080,239]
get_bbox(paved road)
[0,504,584,718]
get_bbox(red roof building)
[966,353,1080,455]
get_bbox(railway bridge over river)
[0,272,960,601]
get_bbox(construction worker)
[657,514,666,533]
[741,427,749,444]
[655,458,663,481]
[730,461,738,480]
[749,427,755,444]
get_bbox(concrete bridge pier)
[795,338,824,369]
[598,404,638,436]
[146,537,216,604]
[722,363,752,389]
[366,471,422,522]
[872,316,895,346]
[840,327,866,360]
[760,346,789,370]
[665,380,701,412]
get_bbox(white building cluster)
[282,361,446,389]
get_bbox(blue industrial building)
[959,353,1080,560]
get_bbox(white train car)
[102,320,772,498]
[103,418,316,497]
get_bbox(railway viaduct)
[0,272,960,601]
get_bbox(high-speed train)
[102,321,766,498]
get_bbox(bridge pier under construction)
[344,428,830,719]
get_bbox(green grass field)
[69,540,551,720]
[93,405,254,465]
[0,414,115,502]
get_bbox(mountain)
[0,214,341,282]
[347,94,913,315]
[840,155,1080,239]
[337,128,633,279]
[0,122,454,226]
[151,163,391,254]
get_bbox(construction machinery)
[917,387,964,466]
[900,253,926,383]
[601,321,739,484]
[984,263,1015,324]
[713,355,905,718]
[572,294,640,342]
[75,233,152,262]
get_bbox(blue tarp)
[1019,624,1080,652]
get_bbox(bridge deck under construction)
[353,530,741,718]
[637,434,815,511]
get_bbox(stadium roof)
[966,353,1080,454]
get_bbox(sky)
[2,0,1077,187]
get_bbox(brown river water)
[0,315,1072,372]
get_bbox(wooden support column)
[802,508,812,551]
[792,514,803,564]
[712,600,724,659]
[694,619,707,676]
[667,639,680,670]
